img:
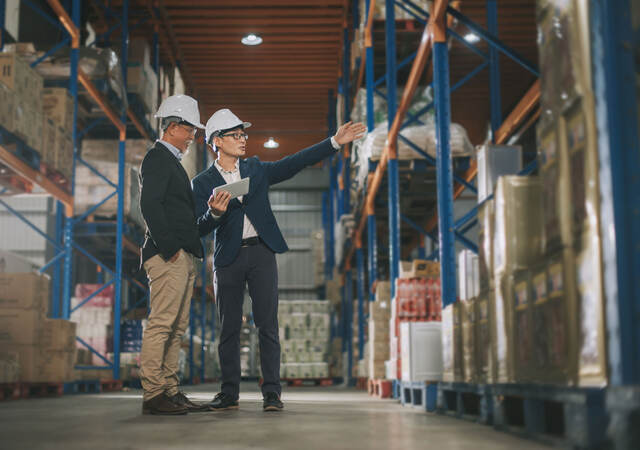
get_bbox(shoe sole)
[142,409,188,415]
[209,405,240,411]
[263,406,283,412]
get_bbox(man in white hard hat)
[138,94,211,415]
[192,108,366,412]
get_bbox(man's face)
[214,127,247,158]
[167,122,196,152]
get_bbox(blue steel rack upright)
[326,0,542,383]
[0,0,214,383]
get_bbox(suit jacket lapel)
[155,142,194,208]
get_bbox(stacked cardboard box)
[311,229,325,287]
[0,52,44,153]
[0,273,77,382]
[70,284,114,368]
[41,88,74,179]
[368,281,390,379]
[279,300,330,379]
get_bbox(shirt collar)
[214,158,239,175]
[157,139,183,161]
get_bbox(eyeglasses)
[177,123,197,135]
[220,132,249,141]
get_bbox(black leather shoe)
[142,392,188,415]
[263,392,283,412]
[170,391,209,412]
[208,392,239,411]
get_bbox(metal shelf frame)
[325,0,542,382]
[0,0,213,383]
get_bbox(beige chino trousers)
[140,249,196,401]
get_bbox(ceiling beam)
[166,17,343,26]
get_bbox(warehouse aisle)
[0,382,547,450]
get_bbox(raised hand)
[208,190,232,216]
[333,121,367,146]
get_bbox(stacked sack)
[279,300,331,379]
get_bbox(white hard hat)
[205,108,252,144]
[154,94,205,129]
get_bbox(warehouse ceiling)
[93,0,537,162]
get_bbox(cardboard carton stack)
[0,273,77,382]
[0,51,44,155]
[279,300,331,379]
[41,88,73,179]
[368,281,391,380]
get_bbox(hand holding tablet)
[212,177,250,199]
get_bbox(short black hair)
[208,124,244,145]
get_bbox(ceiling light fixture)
[464,33,480,44]
[264,137,279,149]
[242,34,263,46]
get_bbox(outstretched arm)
[264,122,366,185]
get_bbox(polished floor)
[0,382,548,450]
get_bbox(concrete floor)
[0,382,548,450]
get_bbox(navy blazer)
[192,138,337,268]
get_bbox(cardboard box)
[40,117,57,167]
[42,88,73,132]
[41,319,77,351]
[411,259,440,278]
[0,82,14,132]
[0,273,50,313]
[0,350,20,383]
[0,52,43,112]
[15,345,75,382]
[0,309,42,345]
[13,104,43,151]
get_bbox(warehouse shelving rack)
[0,0,214,384]
[325,0,541,383]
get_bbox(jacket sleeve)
[139,152,180,260]
[193,175,224,236]
[263,138,337,186]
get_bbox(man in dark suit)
[138,95,212,415]
[192,108,365,412]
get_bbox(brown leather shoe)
[142,392,188,415]
[170,391,209,412]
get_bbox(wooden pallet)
[401,381,438,411]
[0,383,22,401]
[367,379,393,399]
[490,383,607,449]
[64,379,101,394]
[39,162,70,192]
[19,382,64,398]
[282,378,333,387]
[100,379,123,392]
[437,382,493,424]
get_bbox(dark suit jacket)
[192,138,337,269]
[139,142,204,267]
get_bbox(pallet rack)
[326,0,640,445]
[0,0,215,384]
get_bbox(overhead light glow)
[241,34,263,46]
[464,33,480,44]
[264,137,280,149]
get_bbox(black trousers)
[214,241,280,399]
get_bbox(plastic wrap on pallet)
[492,273,514,383]
[461,298,476,383]
[400,321,442,382]
[493,176,544,274]
[441,304,454,382]
[474,291,493,382]
[478,200,494,291]
[81,139,150,166]
[458,249,479,301]
[512,269,533,382]
[476,144,523,203]
[575,227,607,386]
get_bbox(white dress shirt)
[212,158,258,239]
[157,139,183,160]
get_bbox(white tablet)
[212,177,250,199]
